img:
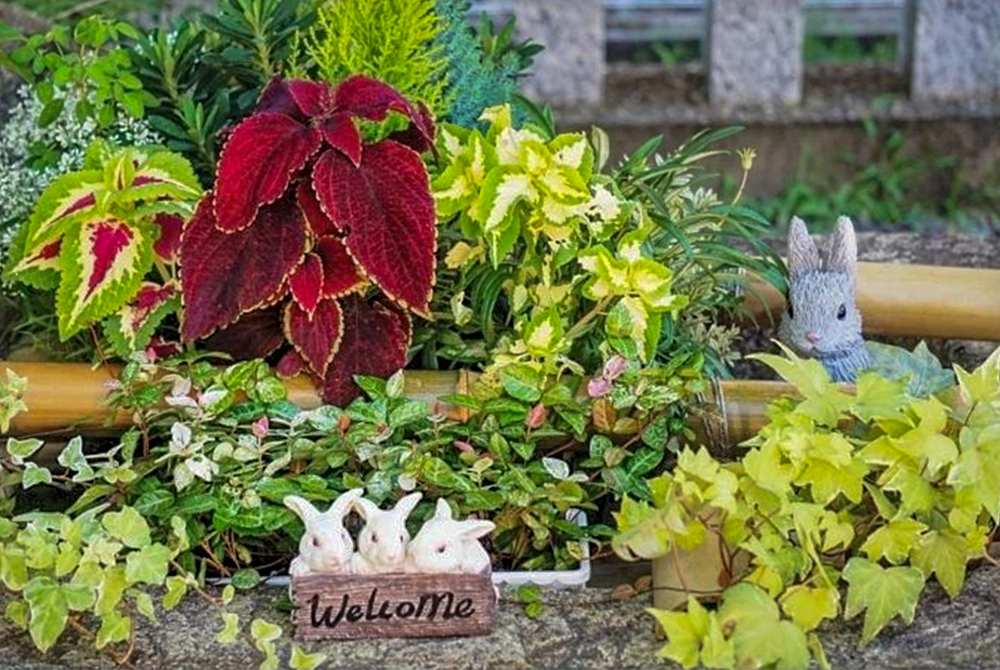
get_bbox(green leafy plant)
[613,343,1000,667]
[0,369,27,436]
[1,16,154,129]
[132,0,316,181]
[292,0,449,115]
[3,141,201,342]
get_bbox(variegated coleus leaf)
[323,294,411,406]
[312,140,436,315]
[180,191,306,340]
[104,281,180,356]
[153,214,184,263]
[18,169,103,252]
[56,217,153,339]
[114,150,202,207]
[284,298,343,377]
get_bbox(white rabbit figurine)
[351,492,423,574]
[406,499,495,575]
[284,489,361,576]
[778,216,871,383]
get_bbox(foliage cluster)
[613,344,1000,668]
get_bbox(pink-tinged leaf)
[288,79,333,118]
[312,141,436,314]
[180,192,306,340]
[146,337,181,362]
[114,281,179,352]
[133,281,176,311]
[387,101,436,154]
[57,217,152,339]
[333,76,433,149]
[276,349,308,378]
[284,298,343,377]
[319,112,362,166]
[322,295,411,406]
[202,305,285,360]
[289,252,324,315]
[153,213,183,263]
[296,181,341,237]
[315,236,364,298]
[214,112,322,232]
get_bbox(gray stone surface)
[911,0,1000,102]
[708,0,803,107]
[517,0,605,107]
[7,568,1000,669]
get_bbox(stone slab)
[911,0,1000,102]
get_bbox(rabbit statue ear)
[434,498,453,521]
[458,520,495,540]
[827,216,858,285]
[284,496,319,525]
[787,217,822,276]
[325,488,362,519]
[352,496,380,521]
[393,492,423,526]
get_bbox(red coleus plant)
[179,75,437,404]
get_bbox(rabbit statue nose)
[805,332,821,344]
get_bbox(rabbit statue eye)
[312,537,321,548]
[436,545,446,554]
[370,533,378,544]
[399,534,405,543]
[836,304,847,320]
[786,302,794,319]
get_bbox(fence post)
[908,0,1000,101]
[516,0,606,107]
[708,0,804,107]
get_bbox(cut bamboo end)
[742,262,1000,341]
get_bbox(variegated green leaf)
[537,164,590,206]
[630,259,687,312]
[432,159,475,218]
[116,151,202,206]
[477,167,537,231]
[22,170,104,249]
[56,218,153,340]
[523,308,563,356]
[549,132,595,181]
[580,246,630,299]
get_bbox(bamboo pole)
[742,262,1000,341]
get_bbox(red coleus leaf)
[180,191,306,340]
[322,294,411,406]
[85,221,136,299]
[319,112,362,166]
[387,101,436,154]
[214,112,322,232]
[284,298,343,377]
[312,140,436,315]
[202,305,285,360]
[256,78,334,119]
[296,181,341,237]
[333,75,433,149]
[289,252,323,315]
[315,235,364,298]
[153,213,183,263]
[115,281,179,351]
[276,349,308,378]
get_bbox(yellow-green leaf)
[781,585,839,632]
[290,644,328,670]
[216,611,240,644]
[102,506,150,549]
[909,529,968,598]
[843,557,925,647]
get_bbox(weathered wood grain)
[291,573,497,641]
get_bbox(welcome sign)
[291,573,498,640]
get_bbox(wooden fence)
[479,0,1000,108]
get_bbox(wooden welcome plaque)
[291,573,497,640]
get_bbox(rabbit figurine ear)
[323,488,362,520]
[826,216,858,287]
[352,496,380,520]
[787,216,822,277]
[284,496,320,524]
[434,498,453,521]
[393,492,423,527]
[458,520,495,540]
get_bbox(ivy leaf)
[843,557,925,646]
[290,644,328,670]
[795,455,868,506]
[313,140,436,315]
[853,371,909,422]
[750,344,851,426]
[646,600,706,668]
[162,576,188,610]
[947,427,1000,520]
[180,191,306,341]
[6,600,28,630]
[232,568,261,591]
[251,617,283,648]
[95,610,131,649]
[57,436,87,472]
[909,529,969,598]
[718,583,810,669]
[7,437,44,465]
[216,611,240,644]
[133,590,158,623]
[21,463,53,489]
[125,543,171,585]
[102,506,150,548]
[23,576,68,652]
[214,112,321,232]
[222,584,235,605]
[866,341,954,398]
[322,295,411,406]
[781,585,839,632]
[861,519,927,564]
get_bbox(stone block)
[910,0,1000,101]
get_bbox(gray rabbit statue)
[778,216,871,383]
